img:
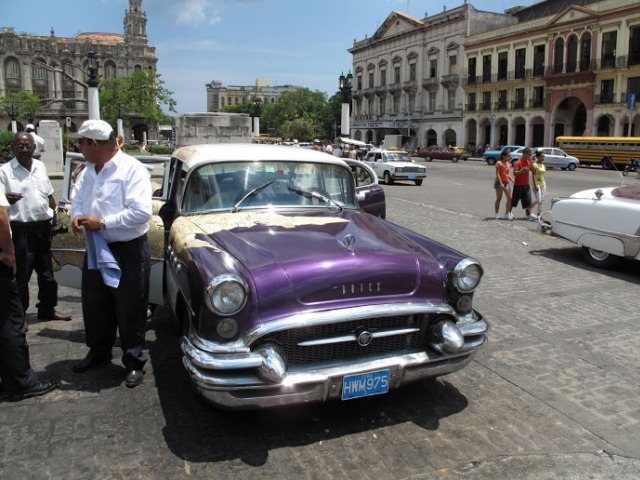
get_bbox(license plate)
[341,369,390,400]
[408,175,416,179]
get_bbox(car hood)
[186,209,445,320]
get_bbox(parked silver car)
[510,147,580,171]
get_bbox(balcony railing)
[440,74,459,87]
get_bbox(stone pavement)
[1,197,639,479]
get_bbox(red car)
[419,145,469,162]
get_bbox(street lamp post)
[87,51,101,120]
[116,103,124,138]
[339,71,353,138]
[251,98,261,137]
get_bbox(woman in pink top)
[493,150,514,220]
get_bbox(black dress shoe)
[37,310,72,321]
[72,354,113,373]
[9,379,58,401]
[125,370,144,388]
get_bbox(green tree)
[0,91,41,123]
[260,88,334,140]
[99,70,177,126]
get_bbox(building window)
[448,55,457,75]
[533,45,545,76]
[515,48,526,79]
[498,90,507,109]
[447,90,456,111]
[567,35,578,72]
[357,75,362,90]
[408,93,415,113]
[380,69,386,86]
[468,92,476,111]
[482,55,491,82]
[409,63,416,82]
[104,60,117,79]
[467,57,476,84]
[369,72,374,88]
[428,91,436,112]
[599,79,614,103]
[554,38,564,73]
[532,86,544,108]
[482,91,491,110]
[380,96,386,115]
[515,88,525,108]
[394,66,401,84]
[393,94,399,113]
[580,33,592,71]
[629,26,640,66]
[601,31,617,68]
[3,57,22,93]
[498,52,508,81]
[429,59,437,78]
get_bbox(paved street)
[1,166,639,479]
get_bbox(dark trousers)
[0,265,36,394]
[81,234,150,371]
[10,220,58,314]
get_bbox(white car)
[510,147,580,171]
[540,185,640,268]
[363,149,427,186]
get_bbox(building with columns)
[349,0,639,150]
[462,0,640,149]
[0,0,158,142]
[349,3,514,148]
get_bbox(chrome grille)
[403,167,422,173]
[259,314,438,366]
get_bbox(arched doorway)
[131,123,148,145]
[553,96,587,137]
[442,129,456,147]
[425,129,437,147]
[597,115,613,136]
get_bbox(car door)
[51,153,171,306]
[542,148,560,168]
[345,159,386,219]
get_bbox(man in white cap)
[69,119,152,388]
[25,124,45,160]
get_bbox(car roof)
[172,143,349,169]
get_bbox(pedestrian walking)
[0,190,58,401]
[25,124,45,160]
[0,132,71,325]
[531,150,547,217]
[494,149,514,220]
[511,147,536,220]
[70,120,152,388]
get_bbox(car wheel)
[415,179,423,186]
[567,163,577,171]
[582,247,621,269]
[452,156,459,163]
[426,156,433,162]
[486,158,496,165]
[384,171,394,185]
[601,157,615,170]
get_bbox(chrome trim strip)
[181,337,262,370]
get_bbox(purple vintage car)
[157,144,488,409]
[52,144,488,409]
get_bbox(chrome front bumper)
[180,311,489,410]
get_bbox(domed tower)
[124,0,147,45]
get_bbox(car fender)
[576,233,624,257]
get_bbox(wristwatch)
[99,218,106,230]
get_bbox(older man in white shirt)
[70,119,152,388]
[0,132,70,325]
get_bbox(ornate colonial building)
[463,0,640,148]
[350,0,639,149]
[0,0,158,141]
[349,3,514,148]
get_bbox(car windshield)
[383,152,413,163]
[181,161,357,212]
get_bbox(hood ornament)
[339,234,356,252]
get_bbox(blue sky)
[2,0,537,114]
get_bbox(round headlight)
[453,259,482,293]
[216,318,238,339]
[205,274,248,316]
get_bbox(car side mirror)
[357,191,366,201]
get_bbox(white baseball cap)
[26,123,35,131]
[70,119,114,140]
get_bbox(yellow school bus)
[555,136,640,170]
